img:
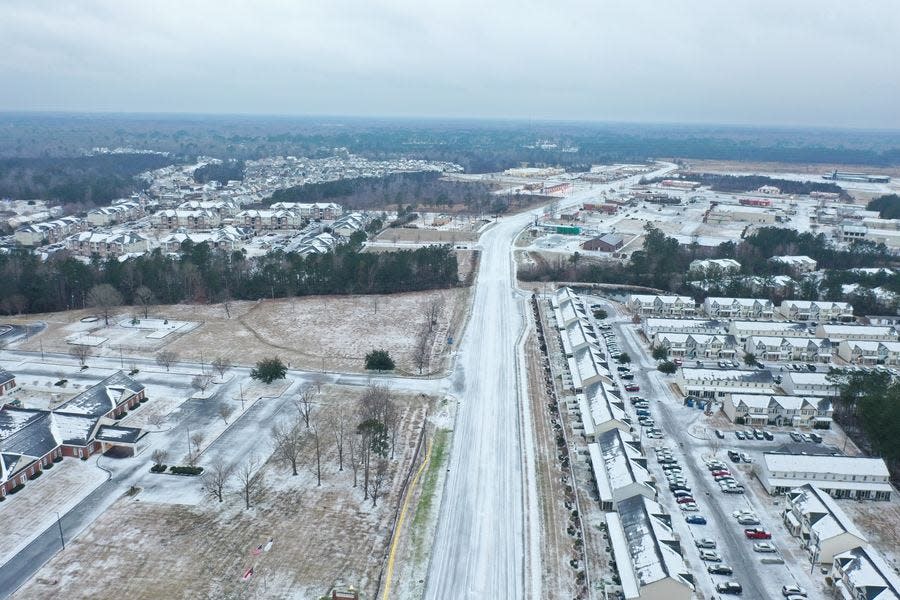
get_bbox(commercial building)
[758,452,892,500]
[784,484,868,565]
[707,204,777,225]
[582,233,624,252]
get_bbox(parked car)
[699,549,722,562]
[685,514,707,525]
[621,373,635,380]
[789,431,803,442]
[728,450,741,462]
[716,581,743,595]
[745,528,772,540]
[629,396,645,404]
[670,484,691,493]
[616,366,631,372]
[715,429,725,439]
[809,433,823,443]
[740,452,752,463]
[625,384,640,392]
[782,585,807,597]
[737,515,761,525]
[753,429,765,440]
[708,564,734,576]
[676,496,696,504]
[753,542,777,553]
[723,485,745,494]
[712,470,731,477]
[680,502,699,512]
[695,538,717,549]
[763,430,774,441]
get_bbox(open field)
[13,386,435,600]
[8,287,470,375]
[375,227,478,244]
[680,158,900,178]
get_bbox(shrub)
[53,456,63,463]
[150,464,168,473]
[139,397,148,403]
[250,357,288,384]
[365,349,395,371]
[54,379,68,387]
[9,483,25,494]
[80,455,88,461]
[29,471,43,480]
[169,465,204,476]
[43,462,54,470]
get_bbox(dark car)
[809,433,823,443]
[763,430,774,441]
[716,581,743,595]
[685,515,707,525]
[708,564,734,576]
[715,429,725,439]
[624,384,640,392]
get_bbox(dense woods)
[866,193,900,219]
[0,242,459,315]
[0,154,177,209]
[648,173,850,198]
[192,159,245,184]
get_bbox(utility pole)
[239,383,245,411]
[55,511,65,549]
[40,339,44,363]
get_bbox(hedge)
[150,464,168,473]
[169,466,204,476]
[43,462,54,470]
[53,456,63,463]
[29,471,43,480]
[8,483,25,494]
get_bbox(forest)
[0,241,459,316]
[649,173,850,198]
[866,193,900,219]
[193,159,245,184]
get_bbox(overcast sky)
[1,1,898,129]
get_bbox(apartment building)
[702,297,774,320]
[778,300,854,323]
[626,294,696,317]
[784,484,868,564]
[723,394,832,427]
[744,336,833,363]
[837,340,900,366]
[758,453,892,500]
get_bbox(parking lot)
[590,299,826,599]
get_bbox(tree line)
[0,241,459,315]
[193,159,245,184]
[520,225,896,313]
[866,193,900,219]
[644,173,849,199]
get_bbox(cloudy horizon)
[2,1,898,129]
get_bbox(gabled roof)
[0,368,16,386]
[56,371,143,418]
[787,484,867,542]
[833,546,900,600]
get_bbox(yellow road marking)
[382,438,433,599]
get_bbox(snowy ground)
[0,459,107,568]
[12,386,434,600]
[6,288,469,375]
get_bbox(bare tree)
[218,403,236,424]
[294,384,317,428]
[328,406,349,472]
[211,356,232,381]
[156,350,178,372]
[202,458,234,503]
[133,285,155,319]
[236,454,265,510]
[70,344,93,367]
[368,459,389,507]
[309,420,323,486]
[347,432,361,488]
[191,373,213,395]
[147,410,166,430]
[222,295,233,319]
[190,431,206,457]
[86,283,124,326]
[151,448,169,467]
[271,416,304,476]
[413,323,433,375]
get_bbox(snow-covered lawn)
[0,458,107,567]
[13,388,434,599]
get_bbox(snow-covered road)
[425,163,676,599]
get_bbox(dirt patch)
[375,227,477,244]
[14,389,436,600]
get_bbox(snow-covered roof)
[583,382,629,432]
[57,371,144,418]
[819,324,896,338]
[833,546,900,600]
[596,429,653,494]
[705,296,771,307]
[747,335,827,349]
[50,412,99,445]
[787,484,867,543]
[0,368,15,386]
[730,320,812,335]
[644,317,726,333]
[681,368,774,384]
[731,394,829,414]
[764,453,890,479]
[95,425,142,444]
[614,495,694,592]
[785,372,834,386]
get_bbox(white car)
[753,542,777,553]
[680,502,699,512]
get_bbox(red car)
[744,528,772,540]
[712,470,731,477]
[625,384,640,392]
[676,496,696,504]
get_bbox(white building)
[688,258,741,274]
[769,255,818,273]
[626,295,696,318]
[86,201,143,226]
[837,340,900,366]
[65,231,150,258]
[651,332,736,359]
[816,324,896,342]
[675,368,776,400]
[758,453,892,500]
[728,320,813,343]
[702,297,774,320]
[778,300,855,322]
[830,546,900,600]
[589,429,655,509]
[576,381,631,441]
[723,394,832,427]
[784,484,868,565]
[744,336,833,363]
[781,371,840,398]
[604,495,694,600]
[642,318,727,337]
